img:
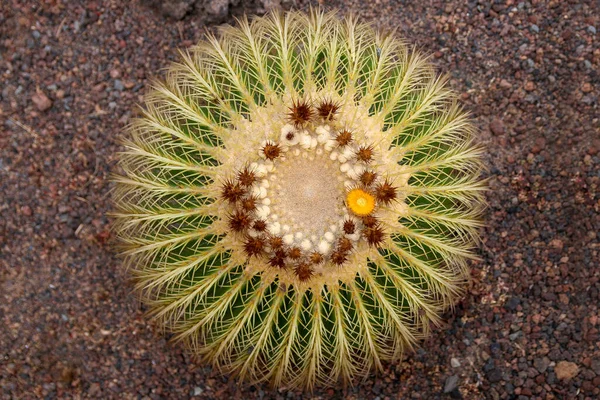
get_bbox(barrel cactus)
[112,9,485,390]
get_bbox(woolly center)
[219,97,401,284]
[269,149,345,240]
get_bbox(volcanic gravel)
[1,0,598,399]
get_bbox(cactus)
[112,9,485,390]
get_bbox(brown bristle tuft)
[269,236,284,249]
[221,179,245,203]
[330,251,347,266]
[228,210,253,232]
[268,250,287,269]
[335,130,353,147]
[294,263,314,281]
[243,236,265,257]
[356,145,374,163]
[288,99,313,127]
[374,179,397,205]
[237,166,257,187]
[288,247,302,260]
[309,252,323,264]
[359,170,377,187]
[364,225,385,247]
[316,99,340,121]
[337,237,353,253]
[252,219,267,232]
[262,141,281,161]
[240,196,258,212]
[342,219,356,234]
[361,215,378,228]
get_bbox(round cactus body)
[113,9,485,390]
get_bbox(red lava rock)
[550,238,564,250]
[489,118,505,135]
[581,83,593,93]
[524,81,536,91]
[95,230,111,244]
[531,137,546,154]
[499,79,512,89]
[31,92,52,111]
[1,1,599,399]
[555,361,579,381]
[520,388,532,396]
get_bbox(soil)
[1,0,598,399]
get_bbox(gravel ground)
[1,0,598,399]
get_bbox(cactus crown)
[112,8,485,390]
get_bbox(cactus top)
[113,8,485,391]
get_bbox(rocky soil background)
[0,0,598,399]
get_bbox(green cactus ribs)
[220,97,401,287]
[112,8,486,390]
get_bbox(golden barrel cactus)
[112,9,485,390]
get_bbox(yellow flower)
[346,188,376,216]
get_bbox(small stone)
[530,24,539,33]
[535,374,546,385]
[590,358,600,375]
[531,137,546,154]
[21,205,32,216]
[443,375,459,393]
[88,382,101,396]
[558,293,569,305]
[550,239,563,250]
[555,361,579,380]
[32,92,52,111]
[588,26,597,35]
[487,368,503,383]
[193,387,203,396]
[451,358,461,368]
[504,296,521,311]
[114,80,124,91]
[524,81,535,91]
[60,366,75,384]
[261,0,282,10]
[489,118,504,135]
[582,83,593,93]
[534,357,550,373]
[110,69,120,78]
[489,388,500,400]
[509,331,521,341]
[206,0,229,17]
[499,79,512,89]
